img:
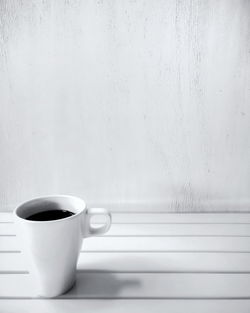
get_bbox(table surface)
[1,212,250,312]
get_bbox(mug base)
[36,278,76,298]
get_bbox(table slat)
[2,212,250,223]
[2,223,250,236]
[2,252,250,273]
[2,236,250,252]
[1,299,250,313]
[1,273,250,298]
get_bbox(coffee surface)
[26,209,75,221]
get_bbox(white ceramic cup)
[14,195,112,298]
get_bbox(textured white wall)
[0,0,250,211]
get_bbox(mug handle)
[85,208,112,237]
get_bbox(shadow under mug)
[14,195,112,298]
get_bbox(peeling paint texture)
[0,0,250,211]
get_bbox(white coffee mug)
[14,195,112,298]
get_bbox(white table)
[1,212,250,312]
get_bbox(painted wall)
[0,0,250,211]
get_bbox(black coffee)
[26,209,75,221]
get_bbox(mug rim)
[14,194,86,224]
